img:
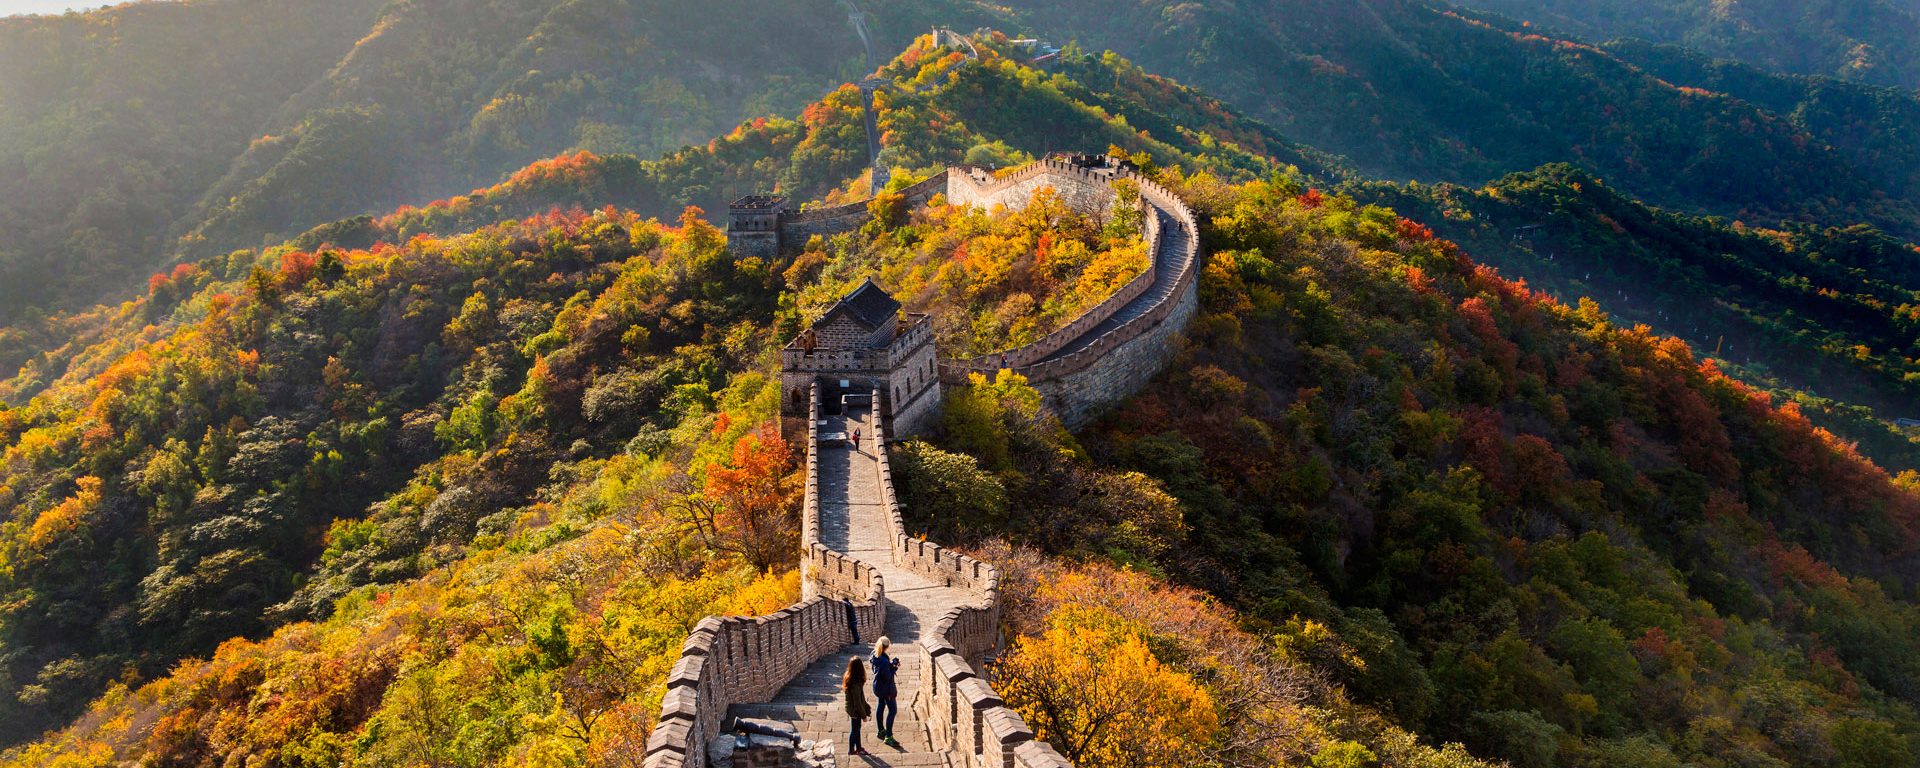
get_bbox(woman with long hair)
[869,636,901,747]
[843,655,872,756]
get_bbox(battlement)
[645,384,887,768]
[782,278,940,435]
[657,153,1202,768]
[724,195,789,259]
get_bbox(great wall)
[642,151,1201,768]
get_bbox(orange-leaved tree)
[690,422,800,570]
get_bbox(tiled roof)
[820,277,900,331]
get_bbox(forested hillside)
[16,0,1920,337]
[1600,39,1920,206]
[1451,0,1920,88]
[0,36,1288,746]
[1358,167,1920,472]
[18,143,1920,768]
[991,0,1920,236]
[6,10,1920,768]
[1071,171,1920,768]
[0,0,936,325]
[0,0,387,323]
[0,35,1298,408]
[899,170,1920,768]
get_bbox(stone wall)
[944,199,1160,372]
[773,171,953,249]
[872,396,1072,768]
[644,384,887,768]
[770,161,1117,254]
[725,229,780,260]
[886,374,941,437]
[811,314,884,350]
[940,164,1203,429]
[883,329,942,437]
[1042,272,1198,426]
[779,314,939,426]
[1031,175,1200,427]
[944,158,1117,218]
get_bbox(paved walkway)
[727,409,971,767]
[1030,203,1193,366]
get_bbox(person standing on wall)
[870,637,901,747]
[844,598,861,644]
[851,427,862,454]
[843,657,872,757]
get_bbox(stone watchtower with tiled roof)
[781,278,942,435]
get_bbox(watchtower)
[781,278,942,435]
[727,194,788,258]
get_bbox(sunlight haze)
[1,0,115,17]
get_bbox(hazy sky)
[0,1,118,17]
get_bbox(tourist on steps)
[850,427,862,453]
[870,637,901,747]
[843,656,872,757]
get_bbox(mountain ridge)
[6,14,1920,768]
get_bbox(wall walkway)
[644,386,1070,768]
[655,153,1206,767]
[938,159,1203,427]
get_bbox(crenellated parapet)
[938,157,1203,427]
[664,152,1203,767]
[643,383,887,768]
[873,388,1072,768]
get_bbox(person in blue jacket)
[869,636,901,747]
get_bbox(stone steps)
[799,727,931,746]
[725,411,968,766]
[834,752,949,768]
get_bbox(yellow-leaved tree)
[995,619,1220,767]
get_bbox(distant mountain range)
[6,36,1920,768]
[11,0,1920,332]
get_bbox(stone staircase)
[724,409,970,767]
[647,151,1205,768]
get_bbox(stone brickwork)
[665,152,1204,768]
[872,412,1072,768]
[741,172,954,254]
[644,384,886,768]
[779,310,939,434]
[939,159,1203,429]
[943,156,1118,219]
[734,155,1118,258]
[727,195,789,260]
[1041,269,1199,426]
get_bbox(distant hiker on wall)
[1000,352,1009,370]
[870,637,901,747]
[844,656,872,757]
[844,598,861,644]
[851,428,862,453]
